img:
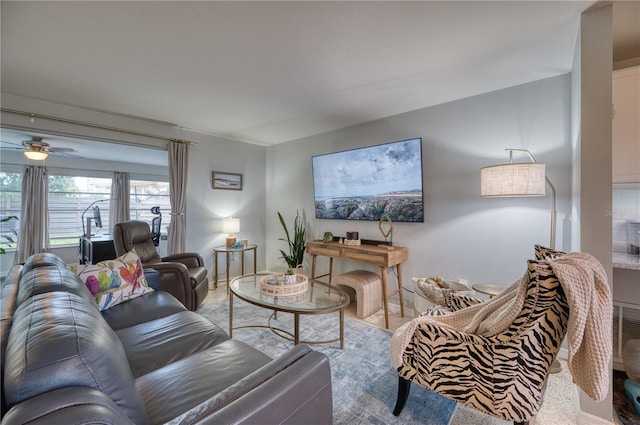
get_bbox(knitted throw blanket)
[395,252,612,401]
[548,252,612,401]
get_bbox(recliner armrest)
[1,387,136,425]
[145,262,192,309]
[163,252,205,268]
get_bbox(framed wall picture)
[212,171,243,190]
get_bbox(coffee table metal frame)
[229,273,350,349]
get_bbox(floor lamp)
[481,148,556,248]
[481,148,561,373]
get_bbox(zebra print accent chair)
[392,258,569,425]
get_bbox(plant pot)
[284,274,297,285]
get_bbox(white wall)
[183,132,266,283]
[0,94,267,284]
[578,3,614,423]
[265,74,574,302]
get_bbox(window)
[49,175,111,246]
[129,179,170,235]
[0,172,22,252]
[0,172,171,249]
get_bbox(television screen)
[312,138,423,222]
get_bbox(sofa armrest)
[1,387,136,425]
[167,345,333,425]
[143,268,161,290]
[163,252,204,268]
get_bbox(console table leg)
[381,266,390,329]
[397,264,405,318]
[311,255,317,279]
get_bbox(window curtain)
[167,140,190,255]
[109,171,130,230]
[16,165,49,263]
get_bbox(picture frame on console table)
[212,171,243,190]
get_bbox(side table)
[213,244,257,293]
[471,283,503,298]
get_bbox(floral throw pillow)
[77,249,154,310]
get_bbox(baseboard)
[577,409,614,425]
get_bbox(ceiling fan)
[1,136,82,160]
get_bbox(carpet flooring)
[197,296,457,425]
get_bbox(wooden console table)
[306,241,408,329]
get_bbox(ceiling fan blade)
[0,140,23,148]
[49,150,85,159]
[50,147,76,153]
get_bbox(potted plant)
[0,215,18,256]
[277,210,306,271]
[284,267,297,285]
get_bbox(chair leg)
[392,376,411,416]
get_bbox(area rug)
[197,297,457,425]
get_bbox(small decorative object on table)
[377,215,395,250]
[323,232,333,243]
[344,231,361,246]
[260,273,309,296]
[284,267,297,284]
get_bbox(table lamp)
[223,217,240,248]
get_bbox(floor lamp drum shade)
[481,163,546,197]
[480,148,557,250]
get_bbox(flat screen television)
[312,137,423,222]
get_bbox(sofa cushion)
[21,252,67,274]
[4,292,149,425]
[102,290,187,330]
[116,311,230,377]
[78,249,154,310]
[17,265,98,308]
[136,339,272,424]
[1,263,22,416]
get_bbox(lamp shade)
[24,150,48,160]
[222,217,240,234]
[481,163,545,197]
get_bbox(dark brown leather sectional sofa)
[1,253,333,424]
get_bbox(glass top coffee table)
[229,273,350,349]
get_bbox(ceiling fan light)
[24,150,48,160]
